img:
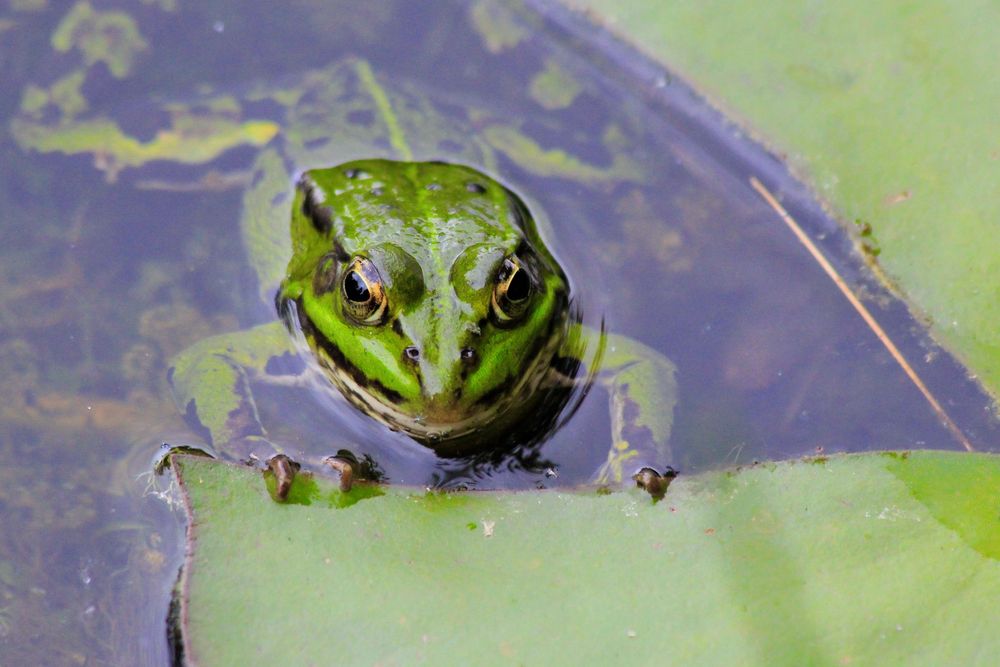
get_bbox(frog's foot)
[322,454,357,493]
[152,442,216,475]
[632,466,678,501]
[267,454,300,502]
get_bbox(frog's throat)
[317,331,563,446]
[294,305,565,448]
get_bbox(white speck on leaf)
[865,505,920,522]
[623,499,638,518]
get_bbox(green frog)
[9,4,678,499]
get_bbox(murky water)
[1,1,997,663]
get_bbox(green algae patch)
[51,1,148,78]
[529,59,583,110]
[567,0,1000,399]
[10,115,278,179]
[469,0,531,54]
[173,451,1000,665]
[483,125,640,183]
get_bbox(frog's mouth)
[289,299,561,455]
[314,337,560,455]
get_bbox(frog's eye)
[341,257,387,325]
[491,257,533,324]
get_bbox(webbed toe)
[323,455,356,493]
[267,454,300,501]
[632,466,678,501]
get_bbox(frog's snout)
[405,344,479,420]
[419,386,467,423]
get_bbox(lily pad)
[173,451,1000,664]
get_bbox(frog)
[9,3,679,500]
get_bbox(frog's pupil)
[507,268,530,301]
[344,271,370,302]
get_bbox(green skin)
[281,161,571,451]
[13,45,678,494]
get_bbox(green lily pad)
[173,451,1000,664]
[563,0,1000,399]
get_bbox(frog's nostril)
[403,346,420,362]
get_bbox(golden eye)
[491,257,533,323]
[341,257,387,325]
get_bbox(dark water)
[1,1,997,663]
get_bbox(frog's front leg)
[168,321,304,500]
[568,325,679,498]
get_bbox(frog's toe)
[267,454,300,501]
[632,466,678,501]
[322,454,356,493]
[152,442,215,475]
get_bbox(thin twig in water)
[749,176,974,452]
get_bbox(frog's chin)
[326,364,522,455]
[293,301,567,456]
[311,338,560,457]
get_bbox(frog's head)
[278,159,569,451]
